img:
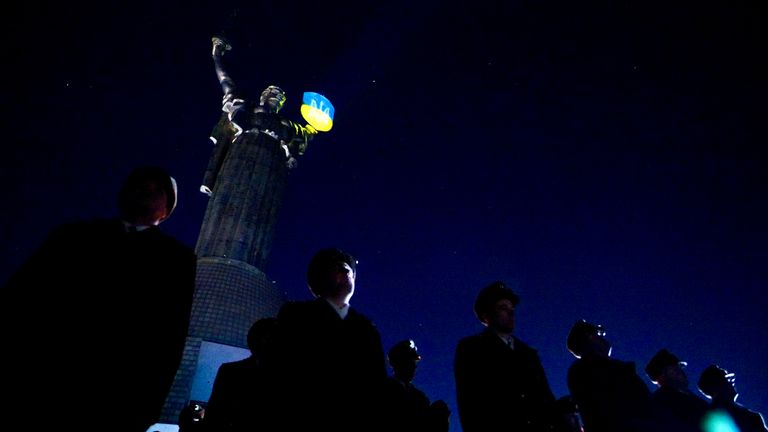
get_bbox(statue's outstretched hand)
[305,124,319,139]
[212,36,232,57]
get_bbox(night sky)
[4,1,766,430]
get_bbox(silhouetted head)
[473,281,520,328]
[246,317,277,356]
[306,248,357,299]
[645,348,688,387]
[698,364,737,402]
[388,339,421,365]
[567,319,611,359]
[388,339,421,383]
[118,166,177,226]
[259,85,286,112]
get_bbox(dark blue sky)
[4,1,766,429]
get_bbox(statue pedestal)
[160,257,285,422]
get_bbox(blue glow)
[702,410,740,432]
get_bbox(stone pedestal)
[160,257,284,422]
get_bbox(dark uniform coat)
[568,356,652,432]
[454,329,556,432]
[649,385,709,432]
[709,400,768,432]
[204,356,268,432]
[267,298,387,432]
[2,219,196,432]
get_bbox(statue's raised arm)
[212,36,235,99]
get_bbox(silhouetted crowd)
[185,251,766,432]
[2,167,765,432]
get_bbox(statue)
[197,36,316,267]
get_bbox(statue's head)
[260,85,286,112]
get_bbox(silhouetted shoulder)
[45,218,122,243]
[456,332,484,347]
[513,337,539,354]
[149,227,196,257]
[277,299,315,318]
[346,306,376,325]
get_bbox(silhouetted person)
[203,317,277,432]
[566,319,652,432]
[454,281,556,432]
[644,348,708,432]
[2,166,196,432]
[197,36,316,267]
[553,396,585,432]
[267,247,387,432]
[384,339,451,432]
[697,364,767,432]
